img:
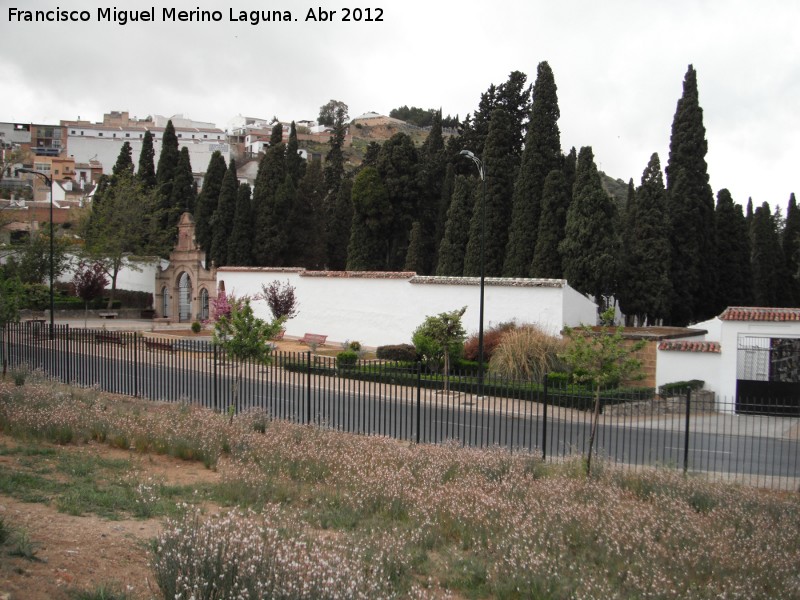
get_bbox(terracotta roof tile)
[719,307,800,321]
[658,340,721,353]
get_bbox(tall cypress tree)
[227,183,254,266]
[617,153,671,324]
[463,108,517,277]
[155,120,181,237]
[194,151,227,261]
[714,189,753,310]
[559,146,619,306]
[495,70,531,159]
[665,65,717,325]
[112,142,134,177]
[376,132,419,270]
[137,130,156,189]
[170,147,196,214]
[285,121,305,184]
[504,61,561,277]
[288,158,326,268]
[751,202,783,307]
[209,160,238,268]
[252,142,287,265]
[436,175,475,276]
[326,176,353,270]
[324,106,347,197]
[530,169,570,279]
[782,193,800,306]
[346,167,391,271]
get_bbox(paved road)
[6,332,799,485]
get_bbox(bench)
[144,339,175,353]
[98,312,118,319]
[96,332,125,345]
[271,329,286,341]
[24,318,46,326]
[299,333,327,347]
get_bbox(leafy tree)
[463,108,517,277]
[210,161,238,267]
[325,176,353,271]
[782,193,800,304]
[227,183,253,266]
[504,62,561,277]
[617,153,671,325]
[194,151,227,261]
[560,307,644,476]
[436,175,474,276]
[212,296,284,417]
[260,279,299,320]
[0,274,23,375]
[376,132,420,270]
[412,306,467,392]
[318,99,349,127]
[560,147,619,306]
[81,173,160,307]
[137,129,157,189]
[72,260,108,326]
[171,147,196,214]
[5,230,71,285]
[530,169,570,278]
[346,167,390,271]
[112,141,134,178]
[665,65,717,325]
[714,189,754,310]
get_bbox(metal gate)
[736,335,800,416]
[178,272,192,322]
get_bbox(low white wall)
[217,269,597,348]
[656,351,722,397]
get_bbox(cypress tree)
[194,151,227,260]
[288,158,326,269]
[782,193,800,305]
[530,169,570,279]
[436,175,475,276]
[346,166,390,271]
[412,111,447,274]
[324,106,347,196]
[562,146,577,196]
[269,122,283,146]
[227,183,254,266]
[137,130,156,189]
[155,120,181,236]
[751,202,783,306]
[495,70,531,159]
[559,146,619,306]
[376,132,419,270]
[714,189,754,310]
[504,61,561,277]
[257,175,295,266]
[326,176,353,270]
[617,153,671,324]
[209,160,238,267]
[252,142,287,265]
[171,147,196,214]
[112,142,134,177]
[463,108,517,277]
[285,121,305,184]
[665,65,717,325]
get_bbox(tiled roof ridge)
[658,340,721,353]
[719,306,800,321]
[410,276,566,287]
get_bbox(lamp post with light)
[459,149,486,397]
[15,168,55,338]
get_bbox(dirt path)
[0,436,223,600]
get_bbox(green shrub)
[659,379,704,397]
[336,350,358,369]
[376,344,418,362]
[463,321,516,362]
[191,321,202,334]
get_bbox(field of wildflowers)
[1,373,799,599]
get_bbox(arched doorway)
[178,272,192,322]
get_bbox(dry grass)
[488,324,567,381]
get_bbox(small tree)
[412,306,467,393]
[0,275,23,377]
[260,279,299,321]
[560,307,644,475]
[72,261,108,326]
[212,296,284,419]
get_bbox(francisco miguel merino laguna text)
[8,6,384,25]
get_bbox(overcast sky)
[1,0,798,209]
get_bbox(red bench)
[299,333,327,347]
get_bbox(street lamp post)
[459,149,486,398]
[15,168,55,339]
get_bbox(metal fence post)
[133,331,139,398]
[416,361,422,444]
[683,387,691,474]
[306,351,312,424]
[213,343,219,412]
[542,373,548,461]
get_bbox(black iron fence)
[2,324,798,490]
